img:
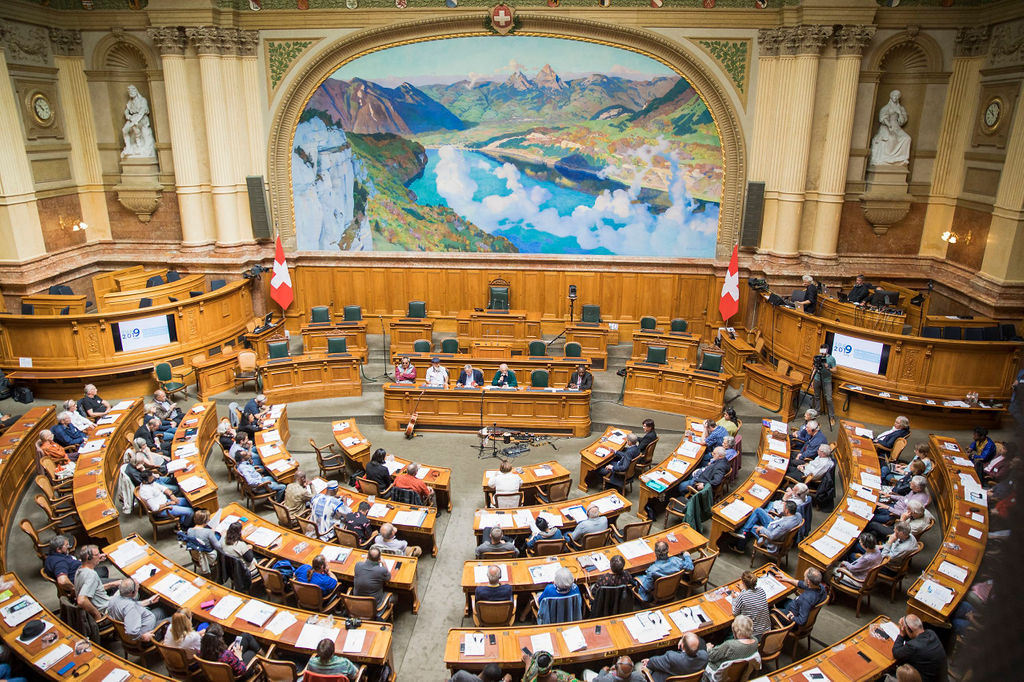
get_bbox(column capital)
[833,25,876,57]
[49,28,82,57]
[758,28,784,57]
[185,26,223,56]
[218,28,240,56]
[147,26,187,56]
[795,25,833,56]
[237,30,259,58]
[955,26,990,58]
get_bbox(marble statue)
[870,89,911,166]
[120,84,156,159]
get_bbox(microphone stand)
[380,314,393,381]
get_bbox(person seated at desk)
[457,364,484,388]
[537,567,581,606]
[847,274,874,303]
[522,650,578,682]
[601,433,641,489]
[887,459,927,497]
[877,522,918,571]
[874,416,911,459]
[488,459,523,503]
[200,623,262,675]
[353,546,393,618]
[74,544,120,620]
[0,412,18,434]
[283,469,313,519]
[236,448,286,502]
[789,409,818,447]
[343,501,374,543]
[310,480,349,540]
[867,475,930,533]
[637,418,658,452]
[526,516,563,550]
[640,632,708,682]
[222,520,260,579]
[982,441,1012,485]
[672,447,731,498]
[792,420,827,464]
[596,554,638,590]
[163,607,202,659]
[216,417,236,452]
[635,541,693,602]
[152,389,183,425]
[883,443,931,486]
[475,564,513,602]
[732,571,772,640]
[491,363,517,387]
[239,394,268,438]
[834,532,883,588]
[567,364,593,391]
[590,656,644,682]
[728,499,802,554]
[62,399,95,433]
[717,408,739,437]
[107,578,170,643]
[187,509,221,573]
[143,403,177,441]
[126,449,177,491]
[136,417,171,456]
[305,638,360,679]
[393,462,435,506]
[365,448,394,493]
[52,411,87,449]
[703,615,759,681]
[450,662,512,682]
[45,534,108,591]
[774,567,827,625]
[39,429,71,465]
[78,383,110,420]
[722,436,739,464]
[394,356,417,383]
[476,527,518,558]
[139,469,194,529]
[767,482,809,515]
[567,505,608,548]
[294,554,338,596]
[786,444,834,481]
[375,522,423,557]
[701,419,729,463]
[425,356,449,387]
[968,426,997,479]
[792,274,819,314]
[891,615,947,682]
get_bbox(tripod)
[477,423,502,459]
[548,296,576,347]
[800,363,833,430]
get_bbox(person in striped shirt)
[731,571,771,640]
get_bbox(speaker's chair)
[646,346,667,364]
[327,337,347,354]
[488,278,510,310]
[408,301,426,318]
[581,304,601,323]
[311,306,330,323]
[531,370,549,388]
[640,316,657,330]
[671,319,688,332]
[344,305,362,321]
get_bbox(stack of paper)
[617,539,654,559]
[594,447,612,458]
[165,459,190,473]
[749,484,771,500]
[561,626,587,652]
[801,667,830,681]
[296,622,341,650]
[94,426,116,437]
[855,427,874,439]
[623,611,671,643]
[593,495,623,513]
[757,573,787,599]
[35,643,72,670]
[101,669,131,682]
[1,597,41,626]
[269,404,284,418]
[265,459,291,473]
[810,536,845,558]
[175,443,199,458]
[952,456,973,467]
[179,476,206,493]
[153,575,199,605]
[320,546,352,564]
[341,436,362,448]
[474,564,509,583]
[691,423,705,434]
[513,509,534,527]
[367,503,391,519]
[847,498,874,520]
[577,553,611,572]
[860,472,882,489]
[385,460,405,475]
[209,595,243,619]
[462,632,486,656]
[607,432,626,445]
[768,438,787,454]
[769,420,788,434]
[827,518,861,544]
[265,611,298,636]
[478,512,512,528]
[528,562,562,584]
[261,429,281,443]
[765,455,788,471]
[676,441,702,458]
[247,527,281,547]
[79,439,105,454]
[937,561,969,583]
[96,415,119,425]
[130,563,159,584]
[533,466,554,478]
[530,632,555,655]
[415,466,431,480]
[112,400,135,411]
[668,605,709,632]
[236,599,276,627]
[719,499,753,522]
[915,580,954,610]
[943,441,961,452]
[109,542,146,566]
[562,506,588,523]
[538,511,563,528]
[666,458,690,474]
[393,509,427,527]
[333,421,350,431]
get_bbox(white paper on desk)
[247,527,281,548]
[938,561,969,583]
[130,563,159,584]
[384,460,404,476]
[916,580,954,610]
[153,574,199,605]
[101,669,131,682]
[165,459,189,473]
[333,421,350,432]
[943,441,961,452]
[617,539,654,559]
[970,512,984,523]
[109,541,146,567]
[528,562,562,584]
[580,553,611,572]
[668,606,706,633]
[474,564,509,584]
[393,509,427,527]
[265,611,297,637]
[512,509,534,527]
[757,573,787,600]
[768,438,787,455]
[593,496,623,514]
[855,427,874,439]
[624,611,670,643]
[310,479,327,495]
[179,476,205,493]
[320,546,352,564]
[676,441,702,458]
[269,405,284,418]
[368,503,390,519]
[236,599,275,627]
[965,488,987,506]
[414,466,431,480]
[847,498,874,520]
[562,505,588,523]
[209,595,243,620]
[860,472,882,489]
[35,643,73,670]
[261,429,281,443]
[266,459,292,474]
[214,515,241,534]
[968,527,983,540]
[951,456,973,468]
[175,443,199,458]
[878,620,901,640]
[667,458,690,474]
[340,437,362,448]
[828,518,861,544]
[94,426,115,437]
[295,622,341,650]
[769,420,787,434]
[561,625,587,652]
[479,512,510,529]
[720,499,753,522]
[533,466,554,478]
[462,632,486,657]
[78,439,105,454]
[849,483,877,503]
[538,511,563,528]
[595,447,612,458]
[749,484,771,500]
[810,536,845,559]
[1,597,41,626]
[530,632,555,656]
[259,443,282,457]
[111,400,134,411]
[606,434,626,445]
[766,455,788,472]
[96,415,119,425]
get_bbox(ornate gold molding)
[266,13,747,261]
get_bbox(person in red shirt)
[392,462,434,505]
[40,429,71,464]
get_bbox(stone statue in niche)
[870,89,911,166]
[120,84,155,158]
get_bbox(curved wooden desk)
[0,573,175,681]
[459,522,706,611]
[103,536,393,671]
[623,360,729,420]
[71,399,143,545]
[795,420,882,577]
[383,383,592,437]
[630,330,701,365]
[330,485,438,555]
[578,426,634,493]
[708,424,788,547]
[481,460,571,506]
[637,432,705,521]
[0,406,56,572]
[766,616,897,681]
[818,296,906,333]
[905,435,989,625]
[254,405,298,484]
[388,351,590,389]
[92,265,144,298]
[472,491,629,542]
[169,401,219,514]
[98,274,206,312]
[258,353,362,403]
[333,418,453,512]
[444,565,794,673]
[20,293,88,315]
[217,502,421,612]
[300,320,368,362]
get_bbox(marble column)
[980,79,1024,284]
[238,31,265,179]
[51,29,111,242]
[920,27,989,258]
[219,29,253,243]
[750,29,783,251]
[0,49,45,262]
[760,30,796,253]
[186,26,240,246]
[773,25,832,256]
[808,25,876,257]
[148,26,212,246]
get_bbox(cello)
[405,388,427,439]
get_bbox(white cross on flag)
[719,244,739,322]
[490,4,515,34]
[270,235,293,311]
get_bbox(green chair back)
[441,338,459,354]
[268,341,289,359]
[564,342,582,358]
[581,304,601,323]
[646,346,667,364]
[529,340,546,357]
[670,319,688,332]
[155,362,173,381]
[488,286,509,310]
[640,316,657,330]
[531,370,549,388]
[311,306,330,323]
[343,305,362,321]
[413,339,431,353]
[408,301,426,318]
[327,337,347,354]
[699,352,723,373]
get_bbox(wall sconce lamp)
[59,215,88,232]
[940,230,971,246]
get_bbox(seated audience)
[138,470,194,529]
[567,364,593,391]
[640,632,708,682]
[221,520,259,579]
[310,480,349,540]
[522,650,577,682]
[343,501,374,543]
[767,482,809,515]
[353,546,392,618]
[187,509,221,573]
[904,500,934,537]
[702,615,759,681]
[591,656,644,682]
[882,443,932,484]
[364,448,395,492]
[199,623,261,673]
[568,505,608,546]
[637,418,658,452]
[873,416,911,457]
[39,429,71,465]
[792,420,827,463]
[449,662,512,682]
[488,459,523,504]
[216,417,236,452]
[717,409,738,437]
[106,578,169,643]
[786,443,834,482]
[425,357,449,387]
[891,614,947,682]
[305,638,360,677]
[457,363,484,388]
[294,554,338,596]
[392,462,435,505]
[236,448,286,502]
[62,399,95,432]
[701,418,728,458]
[847,274,873,303]
[78,383,110,419]
[526,516,563,550]
[163,607,202,657]
[135,416,171,455]
[537,567,580,607]
[476,527,518,559]
[729,499,802,554]
[238,394,268,438]
[868,476,930,534]
[879,522,918,571]
[152,388,183,424]
[595,555,637,590]
[475,565,513,602]
[968,426,997,480]
[375,522,423,557]
[673,447,731,496]
[602,433,641,489]
[52,411,87,449]
[731,571,771,640]
[789,409,819,446]
[45,534,106,591]
[636,541,693,602]
[74,545,119,620]
[282,469,312,519]
[774,568,828,625]
[834,532,883,588]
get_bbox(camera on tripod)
[812,353,828,371]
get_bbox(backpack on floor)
[11,386,33,404]
[0,369,10,400]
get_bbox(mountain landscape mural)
[291,36,723,257]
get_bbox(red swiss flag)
[269,236,293,311]
[719,244,739,323]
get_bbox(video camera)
[242,264,271,280]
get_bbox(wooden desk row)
[741,362,802,423]
[472,491,630,542]
[637,429,706,520]
[332,418,453,512]
[708,425,789,547]
[763,616,897,681]
[578,426,635,493]
[838,382,1005,430]
[168,402,220,515]
[300,320,369,362]
[98,274,206,313]
[257,353,362,403]
[459,522,707,611]
[818,297,907,334]
[0,405,56,572]
[445,565,795,673]
[254,404,299,485]
[481,460,572,507]
[218,502,421,612]
[388,351,594,388]
[623,360,729,420]
[317,484,439,556]
[19,293,88,315]
[796,420,883,578]
[103,537,394,671]
[382,383,592,437]
[71,399,144,545]
[905,435,989,625]
[630,329,702,366]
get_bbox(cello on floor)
[405,388,427,439]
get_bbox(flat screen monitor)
[111,314,177,353]
[825,331,891,375]
[869,290,898,306]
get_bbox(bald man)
[891,614,947,682]
[640,632,708,682]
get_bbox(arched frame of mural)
[266,14,746,262]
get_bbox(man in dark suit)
[891,614,947,682]
[639,632,708,682]
[567,364,593,391]
[673,446,731,496]
[601,433,641,489]
[456,364,484,388]
[847,274,874,303]
[637,418,657,453]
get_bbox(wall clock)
[982,96,1002,133]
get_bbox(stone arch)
[267,14,747,261]
[90,32,158,72]
[866,30,944,74]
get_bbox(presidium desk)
[622,360,730,420]
[382,383,591,437]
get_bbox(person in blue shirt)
[602,433,640,490]
[636,541,693,602]
[475,565,513,602]
[794,421,827,464]
[294,555,338,597]
[968,426,996,477]
[773,568,827,625]
[701,419,728,464]
[52,411,87,448]
[537,567,580,606]
[525,516,563,550]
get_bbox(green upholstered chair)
[581,304,601,323]
[640,316,657,330]
[699,352,723,373]
[311,306,330,323]
[268,341,289,359]
[327,337,347,354]
[441,338,459,354]
[408,301,426,318]
[531,370,549,388]
[670,318,688,332]
[154,362,189,399]
[646,346,667,364]
[413,339,431,353]
[529,340,546,357]
[210,279,226,290]
[564,342,582,358]
[343,305,362,321]
[488,286,510,310]
[138,298,152,308]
